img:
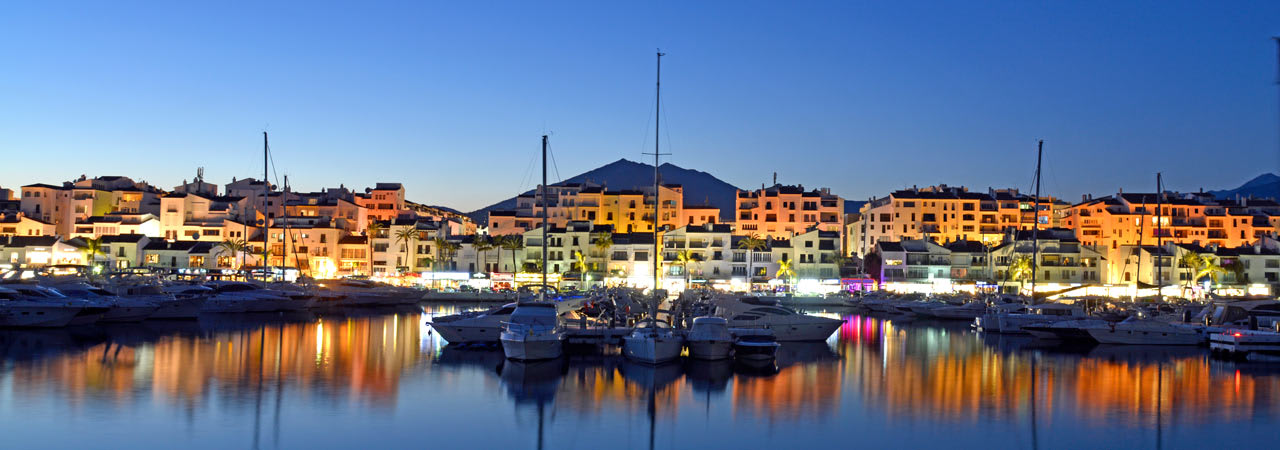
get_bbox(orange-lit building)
[1063,192,1280,268]
[735,184,844,243]
[486,182,716,236]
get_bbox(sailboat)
[622,51,684,365]
[501,135,566,361]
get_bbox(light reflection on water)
[0,304,1277,449]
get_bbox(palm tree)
[674,250,698,287]
[215,238,247,272]
[593,231,613,272]
[736,234,768,289]
[1178,252,1203,295]
[394,227,419,274]
[473,235,495,276]
[499,235,523,274]
[365,221,385,275]
[775,258,797,293]
[1191,255,1227,286]
[1007,254,1034,296]
[572,250,590,287]
[82,237,105,278]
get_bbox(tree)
[572,250,590,288]
[833,254,854,278]
[593,231,613,272]
[82,237,105,278]
[394,227,419,273]
[1190,255,1227,286]
[674,250,699,287]
[864,251,883,284]
[1007,254,1034,296]
[216,238,247,272]
[1178,251,1203,294]
[473,235,495,275]
[775,258,797,292]
[499,235,523,274]
[736,234,768,289]
[365,221,385,275]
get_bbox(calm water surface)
[1,303,1278,449]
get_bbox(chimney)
[1082,194,1088,202]
[772,172,777,186]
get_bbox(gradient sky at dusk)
[2,1,1278,211]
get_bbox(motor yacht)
[1086,317,1204,345]
[1023,318,1111,343]
[0,285,83,327]
[500,302,564,361]
[713,296,841,341]
[44,281,158,322]
[1210,328,1280,362]
[3,283,108,325]
[202,281,289,313]
[931,301,992,321]
[429,303,517,344]
[622,319,684,364]
[976,303,1087,334]
[110,282,205,319]
[685,317,734,360]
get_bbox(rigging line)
[660,90,675,164]
[517,153,537,194]
[638,89,656,159]
[266,142,281,188]
[548,139,563,183]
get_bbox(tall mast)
[541,134,549,302]
[262,131,269,282]
[1156,172,1163,302]
[652,50,665,298]
[284,174,291,276]
[1029,140,1042,302]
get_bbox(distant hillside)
[1209,173,1280,200]
[844,200,866,214]
[467,158,742,223]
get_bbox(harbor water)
[1,303,1277,449]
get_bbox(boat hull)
[623,335,683,364]
[432,323,502,344]
[0,306,81,328]
[686,340,733,360]
[501,333,563,361]
[1087,328,1202,345]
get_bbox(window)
[145,254,159,264]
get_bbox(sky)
[1,1,1278,211]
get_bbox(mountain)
[467,158,743,223]
[1209,173,1280,200]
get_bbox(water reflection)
[1,306,1278,448]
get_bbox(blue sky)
[1,1,1277,211]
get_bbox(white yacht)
[0,285,83,327]
[931,301,992,321]
[325,279,418,306]
[977,303,1086,334]
[112,282,205,319]
[1023,318,1111,342]
[713,296,841,341]
[44,281,159,322]
[685,317,734,360]
[500,303,564,361]
[3,284,108,325]
[622,319,684,364]
[1210,328,1280,362]
[429,303,517,344]
[202,281,286,313]
[1086,317,1204,345]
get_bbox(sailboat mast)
[541,134,548,302]
[284,175,291,277]
[1156,172,1163,302]
[262,131,269,282]
[1029,140,1042,301]
[653,51,664,298]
